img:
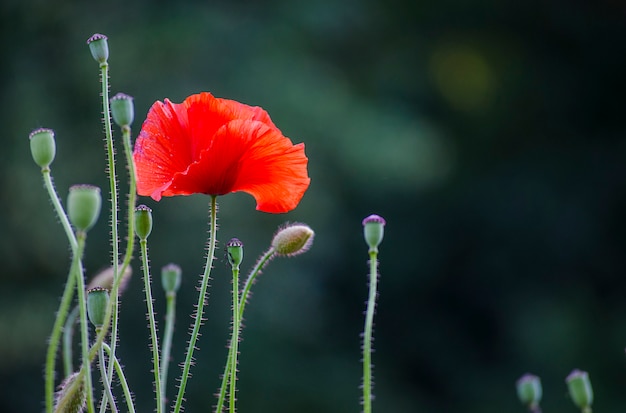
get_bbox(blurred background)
[1,0,626,412]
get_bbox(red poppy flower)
[133,92,310,213]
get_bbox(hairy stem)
[98,61,123,398]
[362,248,379,413]
[75,231,95,413]
[42,166,79,413]
[46,267,77,413]
[97,335,118,413]
[229,265,240,413]
[140,237,162,413]
[215,247,275,413]
[160,291,177,408]
[102,343,136,413]
[174,195,218,413]
[62,305,80,377]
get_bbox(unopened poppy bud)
[110,93,134,127]
[134,204,153,240]
[29,128,56,169]
[87,33,109,64]
[566,369,593,410]
[54,371,86,413]
[87,265,133,296]
[68,185,101,232]
[516,373,542,409]
[362,214,386,251]
[271,223,314,257]
[87,287,109,328]
[227,238,244,269]
[161,263,182,295]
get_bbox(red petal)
[133,98,191,200]
[168,120,309,213]
[184,93,279,159]
[133,92,309,212]
[235,132,310,213]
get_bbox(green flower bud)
[566,369,593,410]
[67,185,101,232]
[161,263,182,295]
[87,287,109,328]
[134,204,153,240]
[271,223,314,257]
[29,128,56,168]
[110,93,134,127]
[86,33,109,64]
[226,238,244,269]
[516,373,542,409]
[54,371,86,413]
[362,214,386,251]
[87,265,133,296]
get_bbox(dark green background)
[1,0,626,412]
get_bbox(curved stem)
[42,168,78,252]
[58,282,122,413]
[42,166,79,413]
[96,333,118,413]
[75,231,95,413]
[102,343,136,413]
[45,266,77,413]
[238,248,275,322]
[140,238,162,413]
[62,305,80,377]
[362,248,379,413]
[173,195,218,413]
[160,291,177,408]
[215,247,275,413]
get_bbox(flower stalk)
[90,36,123,398]
[362,214,386,413]
[216,224,314,412]
[102,343,136,413]
[136,205,162,413]
[160,264,182,407]
[226,239,243,413]
[214,246,274,413]
[173,195,218,413]
[74,231,95,413]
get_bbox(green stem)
[173,195,218,413]
[41,166,80,413]
[45,266,77,413]
[42,168,78,251]
[362,248,379,413]
[119,124,137,279]
[104,107,138,401]
[140,238,162,413]
[62,305,80,377]
[238,248,275,322]
[229,265,240,413]
[96,333,118,413]
[75,231,95,413]
[215,247,275,413]
[102,343,136,413]
[56,299,120,413]
[160,291,177,408]
[99,61,121,397]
